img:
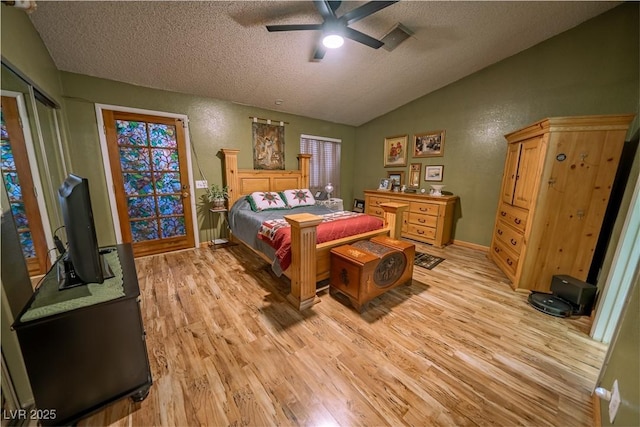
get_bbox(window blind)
[300,135,341,197]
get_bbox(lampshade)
[322,34,344,49]
[324,182,334,196]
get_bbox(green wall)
[0,4,63,104]
[599,274,640,426]
[59,72,356,245]
[354,3,639,247]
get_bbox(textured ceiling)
[28,1,618,126]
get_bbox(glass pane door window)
[1,97,48,275]
[104,111,194,257]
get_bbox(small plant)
[206,184,229,201]
[206,184,229,209]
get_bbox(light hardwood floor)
[80,241,606,426]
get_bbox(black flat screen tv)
[58,174,113,290]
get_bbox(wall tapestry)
[252,122,285,170]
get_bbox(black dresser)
[12,244,152,426]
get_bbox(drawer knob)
[494,246,500,253]
[497,229,503,235]
[418,218,425,223]
[420,208,427,212]
[500,211,507,217]
[514,218,521,224]
[417,230,424,235]
[506,258,513,266]
[510,238,517,246]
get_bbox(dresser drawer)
[407,223,436,240]
[408,212,437,228]
[496,203,528,233]
[491,240,519,277]
[494,219,524,255]
[410,201,439,216]
[369,196,391,208]
[366,206,386,218]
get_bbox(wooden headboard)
[221,149,311,207]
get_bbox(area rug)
[414,252,445,270]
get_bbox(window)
[300,134,341,197]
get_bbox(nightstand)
[316,198,343,211]
[209,208,229,248]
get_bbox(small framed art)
[353,198,365,213]
[413,130,445,157]
[408,163,421,188]
[378,178,392,191]
[384,135,408,167]
[424,165,444,182]
[387,171,405,187]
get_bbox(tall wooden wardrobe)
[489,114,634,292]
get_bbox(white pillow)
[280,189,316,208]
[246,191,289,211]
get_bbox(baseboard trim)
[592,393,602,427]
[452,239,489,252]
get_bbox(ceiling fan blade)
[314,0,337,20]
[344,27,384,49]
[266,24,323,32]
[341,1,398,25]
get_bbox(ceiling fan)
[266,0,398,61]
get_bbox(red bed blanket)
[258,211,384,271]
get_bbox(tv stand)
[13,244,152,426]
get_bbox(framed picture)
[386,171,405,187]
[408,163,421,188]
[378,178,392,191]
[424,165,444,182]
[413,130,445,158]
[384,135,408,167]
[353,198,365,213]
[314,190,328,200]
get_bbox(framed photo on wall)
[408,163,421,188]
[387,171,405,187]
[424,165,444,182]
[413,130,445,158]
[384,135,408,167]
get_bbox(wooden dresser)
[490,114,634,292]
[364,190,457,247]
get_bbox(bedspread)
[258,211,384,271]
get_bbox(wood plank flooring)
[80,241,606,426]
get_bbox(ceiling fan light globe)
[323,34,344,49]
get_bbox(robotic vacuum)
[528,292,572,318]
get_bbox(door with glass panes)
[1,96,49,275]
[102,110,194,257]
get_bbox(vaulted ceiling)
[28,1,619,126]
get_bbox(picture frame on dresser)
[425,165,444,182]
[378,178,392,191]
[413,130,445,157]
[383,135,408,167]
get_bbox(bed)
[222,148,407,311]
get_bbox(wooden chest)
[329,236,415,311]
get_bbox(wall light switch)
[195,180,208,189]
